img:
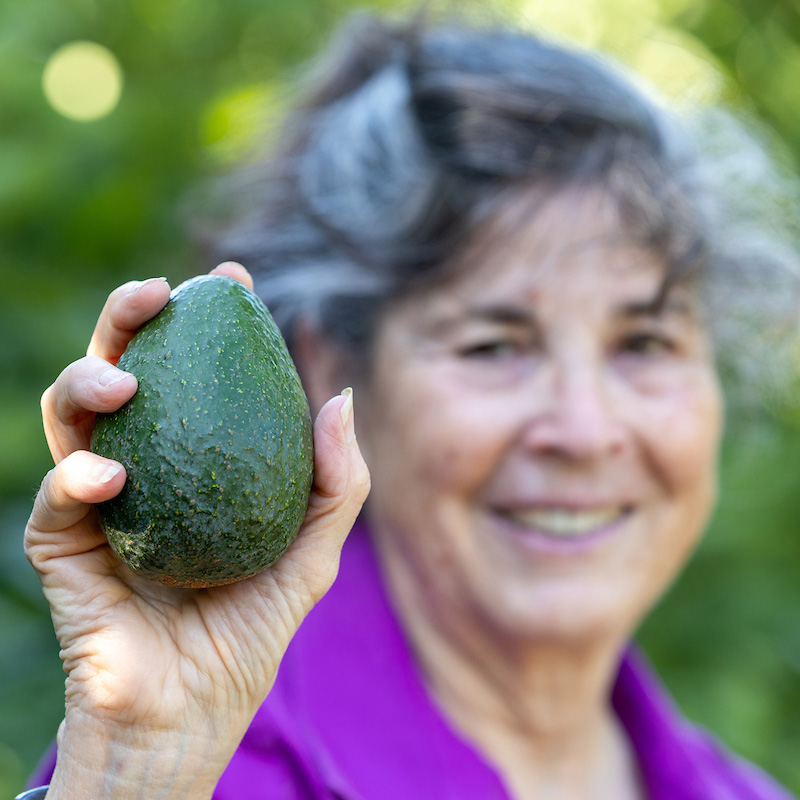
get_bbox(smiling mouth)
[498,506,630,538]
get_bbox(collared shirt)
[215,521,794,800]
[31,520,795,799]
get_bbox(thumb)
[286,388,371,570]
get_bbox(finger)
[310,389,366,502]
[288,388,371,571]
[209,261,254,291]
[26,450,125,569]
[87,277,170,364]
[42,356,138,463]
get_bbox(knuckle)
[23,517,37,564]
[24,472,54,560]
[23,519,45,569]
[352,461,372,498]
[104,279,168,335]
[44,358,97,420]
[306,562,340,605]
[39,464,60,505]
[41,382,56,414]
[105,281,142,323]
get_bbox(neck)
[373,537,643,800]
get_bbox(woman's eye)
[458,339,519,359]
[620,333,673,356]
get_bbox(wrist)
[45,709,238,800]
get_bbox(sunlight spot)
[631,28,727,105]
[43,41,123,122]
[200,83,283,165]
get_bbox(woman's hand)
[25,263,371,799]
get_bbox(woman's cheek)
[639,372,722,492]
[415,386,520,493]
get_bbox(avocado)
[91,275,314,588]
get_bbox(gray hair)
[689,109,800,412]
[209,13,800,406]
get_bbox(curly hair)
[209,12,800,406]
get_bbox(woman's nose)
[520,359,627,462]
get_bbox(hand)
[25,263,371,799]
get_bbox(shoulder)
[680,723,797,800]
[614,649,796,800]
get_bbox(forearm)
[44,710,241,800]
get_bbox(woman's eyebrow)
[426,295,696,338]
[468,298,695,322]
[616,295,694,319]
[466,304,536,324]
[428,303,537,335]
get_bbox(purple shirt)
[32,520,795,799]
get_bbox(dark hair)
[211,12,799,398]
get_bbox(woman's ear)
[292,318,353,418]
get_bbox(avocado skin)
[91,275,314,588]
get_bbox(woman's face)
[356,186,723,648]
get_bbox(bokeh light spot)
[632,29,727,105]
[517,0,601,47]
[201,84,283,165]
[42,41,123,122]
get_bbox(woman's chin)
[467,509,647,647]
[479,583,636,649]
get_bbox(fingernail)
[340,387,355,444]
[98,367,133,387]
[93,462,122,484]
[134,277,168,293]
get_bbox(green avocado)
[91,275,314,588]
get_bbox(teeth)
[504,507,625,537]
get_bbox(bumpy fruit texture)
[91,275,314,587]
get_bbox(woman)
[22,12,797,800]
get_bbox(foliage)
[0,0,798,795]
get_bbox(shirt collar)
[251,520,783,800]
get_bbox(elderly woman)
[22,12,797,800]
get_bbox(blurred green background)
[1,0,799,794]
